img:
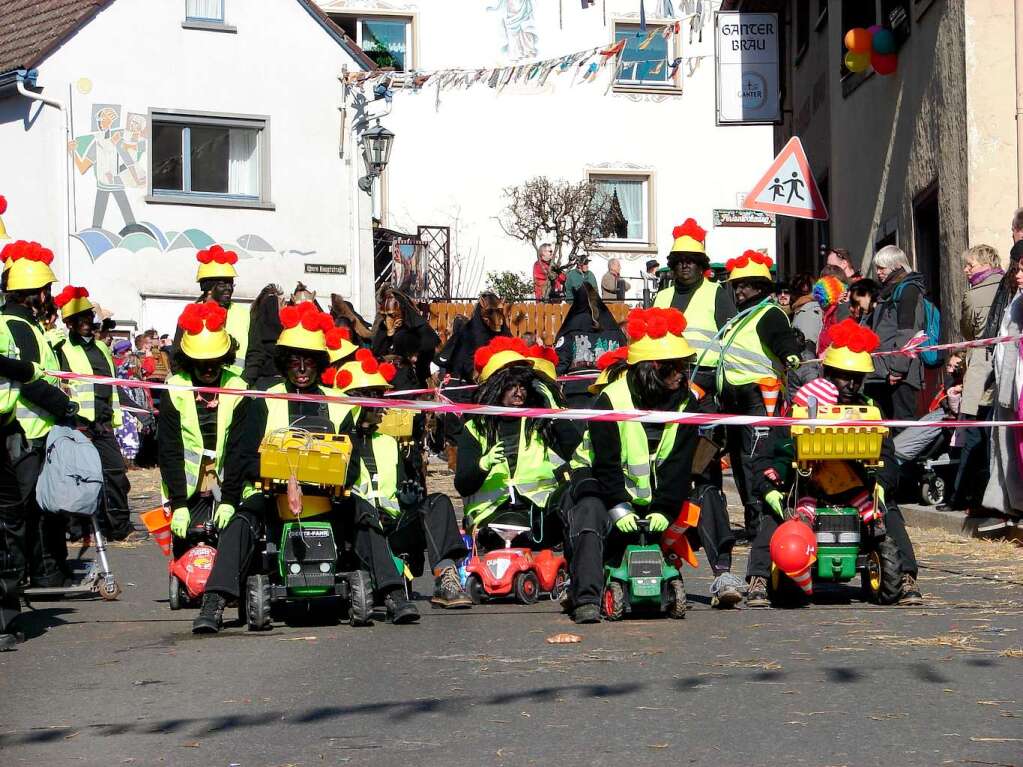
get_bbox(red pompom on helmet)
[0,196,7,215]
[279,305,300,329]
[354,348,374,364]
[672,218,706,243]
[325,326,352,349]
[321,368,337,387]
[827,318,880,354]
[196,245,239,266]
[725,250,774,272]
[624,307,687,341]
[336,369,353,389]
[53,285,89,309]
[473,335,529,371]
[177,303,205,335]
[596,346,629,370]
[379,362,397,382]
[525,344,558,365]
[201,301,228,332]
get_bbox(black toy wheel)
[601,581,625,621]
[246,574,272,631]
[168,574,184,611]
[348,570,374,627]
[862,536,903,605]
[465,574,485,605]
[667,578,687,619]
[769,565,807,608]
[920,476,945,506]
[514,571,540,605]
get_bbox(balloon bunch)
[843,25,897,76]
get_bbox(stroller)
[893,407,961,506]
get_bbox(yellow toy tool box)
[259,429,353,488]
[378,408,414,440]
[790,405,887,464]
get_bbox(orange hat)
[277,301,333,353]
[195,245,239,281]
[624,307,694,364]
[473,336,530,382]
[726,250,774,282]
[54,285,94,320]
[178,301,231,360]
[525,344,558,380]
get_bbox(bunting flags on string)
[342,22,682,96]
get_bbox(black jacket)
[436,304,510,383]
[554,288,627,399]
[869,269,926,387]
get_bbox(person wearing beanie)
[2,242,79,588]
[53,286,134,542]
[717,250,802,539]
[160,302,247,563]
[748,319,922,607]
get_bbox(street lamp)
[358,123,394,193]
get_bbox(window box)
[611,21,682,95]
[330,12,416,71]
[587,171,656,252]
[147,110,272,208]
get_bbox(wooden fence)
[427,302,633,345]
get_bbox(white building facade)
[0,0,376,333]
[322,0,776,298]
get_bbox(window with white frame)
[150,112,268,205]
[612,22,680,90]
[331,14,414,71]
[185,0,224,22]
[589,173,653,246]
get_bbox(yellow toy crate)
[259,429,353,487]
[378,408,414,440]
[790,405,888,463]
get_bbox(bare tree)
[496,176,614,268]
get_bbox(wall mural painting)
[68,101,315,263]
[488,0,538,61]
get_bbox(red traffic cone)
[786,565,814,596]
[140,507,172,558]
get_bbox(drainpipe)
[1017,0,1023,206]
[16,72,72,284]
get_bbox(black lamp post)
[358,123,394,193]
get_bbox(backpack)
[36,426,104,517]
[893,280,941,367]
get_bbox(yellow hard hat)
[277,302,332,353]
[4,246,56,290]
[821,319,880,374]
[726,250,774,282]
[474,337,531,383]
[670,218,707,255]
[54,286,95,320]
[330,350,396,392]
[525,344,558,381]
[178,302,232,360]
[195,245,238,282]
[326,326,358,364]
[624,308,695,364]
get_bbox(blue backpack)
[893,280,941,367]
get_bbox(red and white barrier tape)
[44,370,1023,430]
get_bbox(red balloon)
[770,520,817,575]
[871,52,897,75]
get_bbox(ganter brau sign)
[715,11,780,125]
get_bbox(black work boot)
[572,603,600,624]
[385,590,420,624]
[899,574,923,606]
[431,567,472,609]
[192,592,226,634]
[745,576,770,608]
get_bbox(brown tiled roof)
[0,0,375,76]
[0,0,111,76]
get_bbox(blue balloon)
[872,28,896,55]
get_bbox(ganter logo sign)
[715,12,780,125]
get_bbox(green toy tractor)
[601,518,687,620]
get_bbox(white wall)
[0,0,374,331]
[327,0,775,297]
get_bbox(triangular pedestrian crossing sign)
[744,137,828,221]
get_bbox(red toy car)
[464,524,567,604]
[168,522,218,610]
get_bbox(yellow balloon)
[844,50,870,73]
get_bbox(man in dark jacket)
[866,245,927,422]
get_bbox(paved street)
[1,470,1021,767]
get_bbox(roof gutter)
[15,70,73,284]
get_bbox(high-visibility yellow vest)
[588,376,685,506]
[718,302,784,387]
[353,431,400,517]
[59,338,123,427]
[225,302,249,377]
[462,419,563,528]
[2,313,60,440]
[0,321,30,421]
[654,279,723,366]
[242,383,356,499]
[161,371,246,501]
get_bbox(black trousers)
[719,381,770,536]
[0,438,25,632]
[203,499,264,600]
[380,493,468,577]
[746,503,918,580]
[348,497,406,596]
[865,381,918,425]
[689,484,735,573]
[558,495,614,607]
[8,434,67,582]
[951,406,991,507]
[91,426,131,539]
